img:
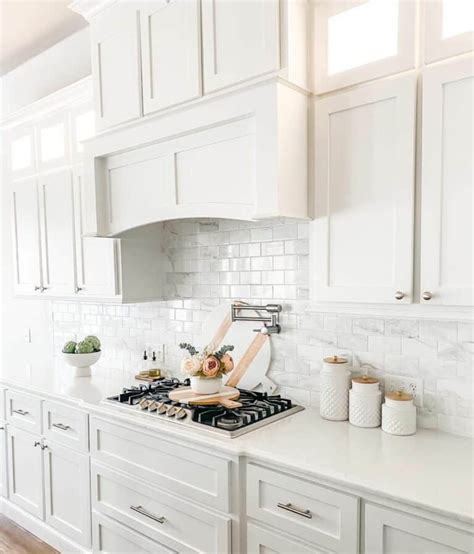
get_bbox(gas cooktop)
[104,378,304,438]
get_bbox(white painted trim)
[68,0,118,21]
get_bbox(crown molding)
[1,76,93,129]
[68,0,118,21]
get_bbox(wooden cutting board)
[168,386,242,409]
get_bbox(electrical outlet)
[145,344,165,364]
[384,374,424,407]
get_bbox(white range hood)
[81,80,309,237]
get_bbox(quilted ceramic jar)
[349,375,382,428]
[382,391,417,436]
[320,355,351,421]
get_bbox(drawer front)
[93,511,177,554]
[90,417,230,511]
[247,463,359,553]
[247,522,329,554]
[91,462,231,554]
[42,400,89,452]
[5,390,42,434]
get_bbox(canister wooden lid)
[352,375,379,384]
[385,390,413,401]
[323,355,348,364]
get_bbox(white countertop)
[1,363,473,525]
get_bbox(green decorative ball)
[62,341,77,354]
[84,335,101,352]
[75,340,95,354]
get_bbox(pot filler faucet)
[230,303,282,334]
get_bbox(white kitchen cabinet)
[37,111,70,170]
[39,169,77,297]
[8,124,36,179]
[140,0,201,115]
[313,0,416,93]
[364,504,473,554]
[201,0,280,92]
[420,57,473,307]
[247,522,324,554]
[44,441,91,547]
[11,177,43,294]
[0,423,7,498]
[7,426,44,519]
[424,0,474,63]
[71,104,95,161]
[312,74,416,304]
[90,2,142,129]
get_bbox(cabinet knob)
[75,286,82,293]
[422,291,433,301]
[394,291,405,300]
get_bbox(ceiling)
[0,0,88,76]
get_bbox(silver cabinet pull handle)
[52,423,71,431]
[422,291,432,301]
[277,502,312,519]
[394,291,405,300]
[13,409,29,416]
[130,505,165,524]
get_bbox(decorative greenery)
[179,342,235,379]
[63,335,101,354]
[179,342,199,356]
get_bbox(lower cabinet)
[364,504,473,554]
[7,426,44,519]
[247,522,327,554]
[43,441,91,547]
[0,423,7,498]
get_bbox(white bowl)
[190,376,223,394]
[62,351,101,377]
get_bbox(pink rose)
[221,354,234,374]
[180,356,201,376]
[202,356,220,377]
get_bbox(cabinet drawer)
[90,417,230,511]
[42,400,89,452]
[91,462,230,554]
[5,390,42,434]
[93,511,176,553]
[247,522,328,554]
[247,463,359,553]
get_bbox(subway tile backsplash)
[52,219,473,437]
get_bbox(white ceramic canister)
[320,355,351,421]
[382,391,417,436]
[349,375,382,428]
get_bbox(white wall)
[0,28,91,372]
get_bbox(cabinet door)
[39,169,76,296]
[8,124,36,179]
[73,169,118,297]
[313,0,416,93]
[37,112,70,171]
[11,177,43,294]
[420,57,474,306]
[7,426,43,519]
[365,504,473,554]
[141,0,201,114]
[425,0,474,63]
[247,522,327,554]
[201,0,280,92]
[0,424,7,498]
[312,75,416,304]
[44,441,91,547]
[90,2,142,129]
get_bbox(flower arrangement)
[179,343,234,379]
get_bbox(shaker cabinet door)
[0,424,7,498]
[365,504,473,554]
[90,2,142,129]
[39,169,76,296]
[420,57,474,306]
[312,75,416,304]
[140,0,201,114]
[11,177,43,294]
[201,0,280,92]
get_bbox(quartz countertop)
[1,363,473,526]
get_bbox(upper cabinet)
[313,0,416,93]
[8,124,36,179]
[312,75,416,304]
[37,112,71,170]
[140,0,202,114]
[424,0,474,63]
[201,0,280,92]
[420,57,474,306]
[90,2,143,130]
